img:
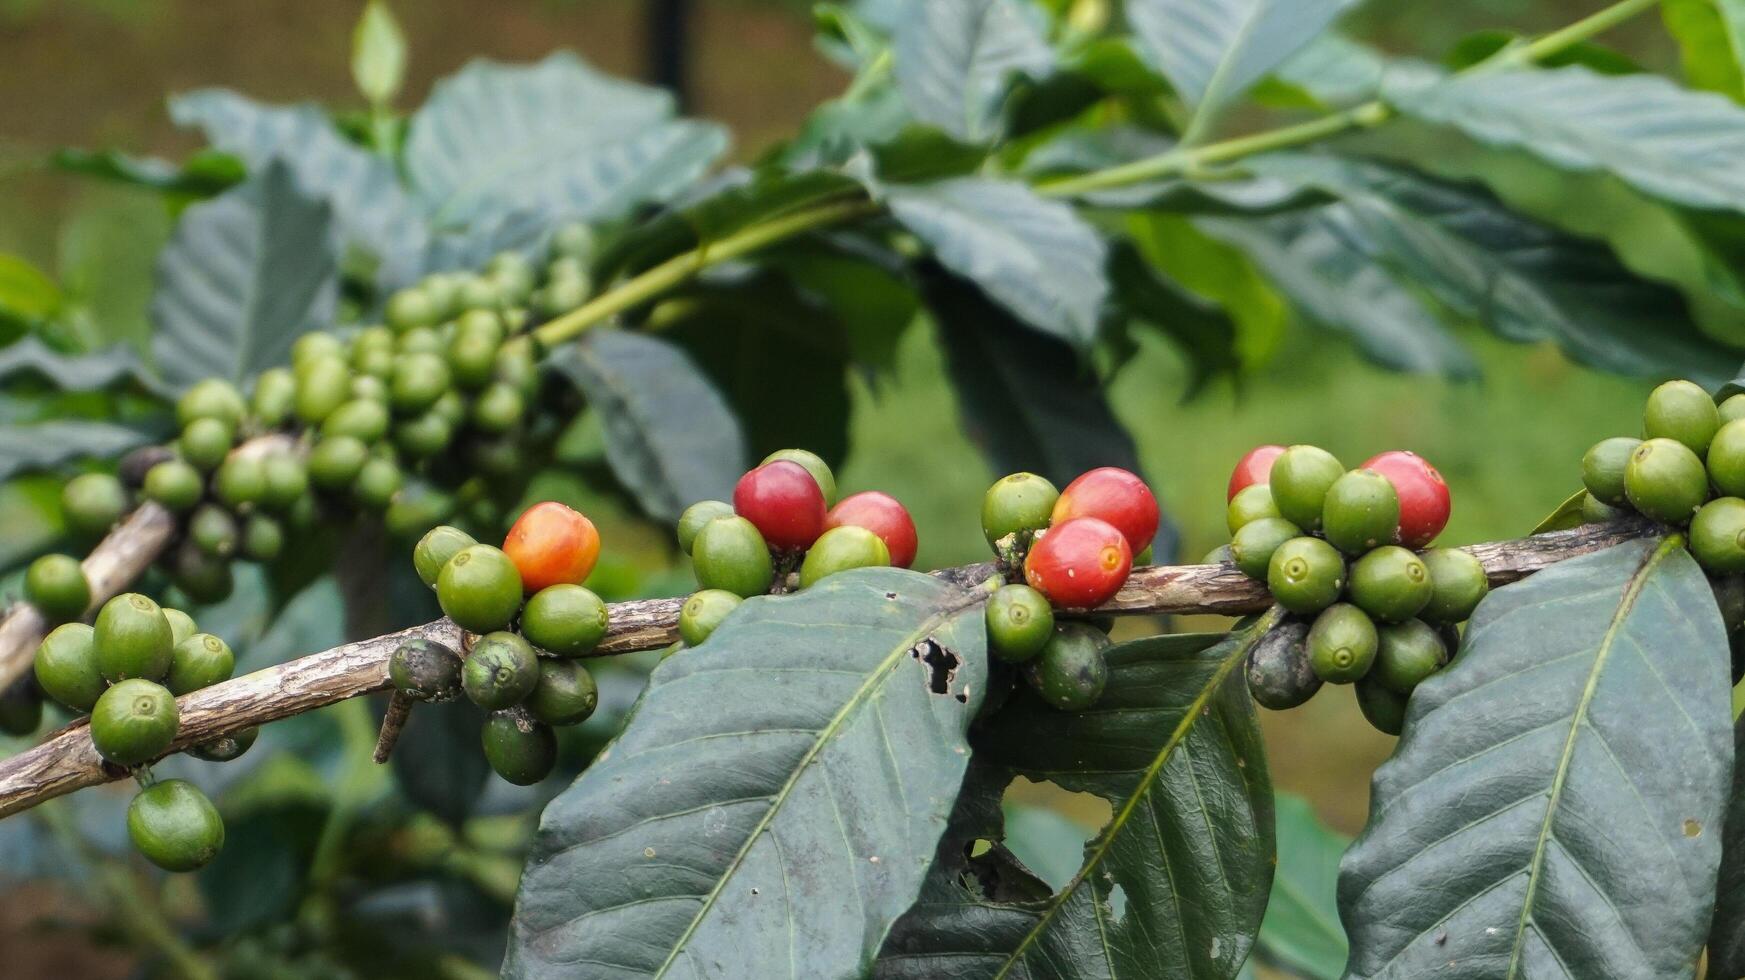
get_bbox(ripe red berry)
[1050,467,1158,553]
[1361,451,1451,548]
[503,502,601,593]
[734,461,827,552]
[1024,517,1133,609]
[1228,445,1286,501]
[826,491,918,568]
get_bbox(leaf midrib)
[989,605,1283,978]
[651,587,984,978]
[1503,535,1677,978]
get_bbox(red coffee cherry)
[1228,445,1286,502]
[733,461,827,552]
[1024,517,1133,608]
[826,491,918,568]
[1050,467,1158,553]
[1361,451,1451,548]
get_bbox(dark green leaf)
[198,801,327,934]
[891,0,1052,143]
[548,330,746,524]
[1262,33,1388,110]
[875,624,1277,979]
[0,420,157,481]
[1662,0,1745,103]
[405,53,729,228]
[1443,31,1640,76]
[170,90,426,278]
[0,336,160,394]
[1531,489,1590,535]
[1026,130,1330,212]
[1197,210,1478,377]
[150,161,338,390]
[0,255,62,321]
[394,699,490,828]
[1340,538,1733,978]
[51,147,243,201]
[1247,154,1743,386]
[1108,240,1239,392]
[504,567,988,979]
[1707,715,1745,977]
[889,177,1107,346]
[1258,793,1348,980]
[1386,65,1745,215]
[1128,0,1348,140]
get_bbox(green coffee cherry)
[353,344,395,380]
[462,632,540,709]
[471,382,524,434]
[163,608,197,646]
[391,352,451,413]
[25,554,89,623]
[294,356,352,425]
[189,504,238,559]
[1306,603,1377,684]
[1372,620,1447,694]
[1418,548,1489,624]
[1355,675,1407,736]
[981,473,1060,549]
[1226,484,1281,535]
[678,589,743,647]
[1322,470,1400,555]
[1246,618,1322,711]
[423,274,462,320]
[1581,436,1642,506]
[179,417,234,472]
[762,449,836,505]
[552,222,596,260]
[188,727,257,763]
[438,545,524,633]
[308,436,370,490]
[481,713,557,785]
[447,328,501,389]
[167,633,234,695]
[1582,493,1625,524]
[250,368,297,427]
[170,539,234,605]
[321,399,391,443]
[291,332,345,369]
[35,622,104,712]
[798,526,889,588]
[386,287,439,332]
[457,275,503,313]
[985,584,1054,663]
[493,342,539,396]
[1643,379,1720,456]
[1692,497,1745,574]
[143,460,203,513]
[94,593,174,684]
[241,514,284,562]
[1230,517,1301,581]
[1624,437,1708,525]
[176,378,246,429]
[1347,546,1433,624]
[414,525,477,588]
[213,456,266,509]
[677,500,734,554]
[1709,420,1745,498]
[352,457,403,511]
[1269,445,1344,531]
[1266,536,1346,615]
[0,680,42,736]
[90,678,179,767]
[535,277,589,317]
[521,585,610,657]
[526,660,598,726]
[389,638,464,702]
[1202,544,1234,565]
[127,779,224,872]
[393,411,454,459]
[1722,394,1745,425]
[396,325,443,356]
[260,455,309,511]
[1023,623,1110,711]
[62,473,128,538]
[691,516,775,598]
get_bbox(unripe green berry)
[471,381,524,434]
[321,398,391,443]
[260,454,309,511]
[25,554,89,623]
[35,623,104,712]
[1306,603,1377,684]
[167,633,234,695]
[552,222,596,260]
[1371,619,1447,694]
[1227,484,1281,535]
[414,525,477,588]
[678,589,742,647]
[179,417,235,472]
[352,456,403,511]
[1268,445,1343,531]
[391,352,451,413]
[1355,675,1407,736]
[1230,516,1301,581]
[90,678,179,767]
[1418,548,1488,624]
[691,516,774,598]
[481,712,556,785]
[389,638,464,702]
[1582,436,1641,506]
[525,660,598,726]
[799,526,889,588]
[291,332,344,370]
[1023,623,1109,711]
[981,473,1059,549]
[1266,536,1345,615]
[677,500,734,554]
[438,545,523,633]
[1624,437,1708,525]
[1708,420,1745,498]
[307,436,370,490]
[170,538,234,605]
[162,608,198,646]
[241,513,284,562]
[1691,497,1745,574]
[250,368,296,427]
[393,410,453,458]
[61,473,128,538]
[985,584,1053,662]
[144,460,203,513]
[1347,546,1433,624]
[176,378,246,429]
[189,504,238,559]
[127,779,224,872]
[1643,379,1720,457]
[521,584,610,657]
[396,325,442,356]
[1321,469,1400,555]
[1722,394,1745,425]
[462,631,539,709]
[93,593,174,684]
[213,456,267,509]
[294,355,353,426]
[386,287,439,332]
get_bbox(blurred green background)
[0,0,1689,972]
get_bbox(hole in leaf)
[999,777,1113,894]
[914,638,960,695]
[1107,883,1127,924]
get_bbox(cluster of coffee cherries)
[1215,446,1488,734]
[30,592,243,871]
[399,502,609,785]
[1580,380,1745,575]
[979,468,1159,712]
[672,450,919,646]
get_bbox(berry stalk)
[0,516,1653,820]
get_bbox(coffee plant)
[7,0,1745,975]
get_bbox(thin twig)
[0,517,1653,819]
